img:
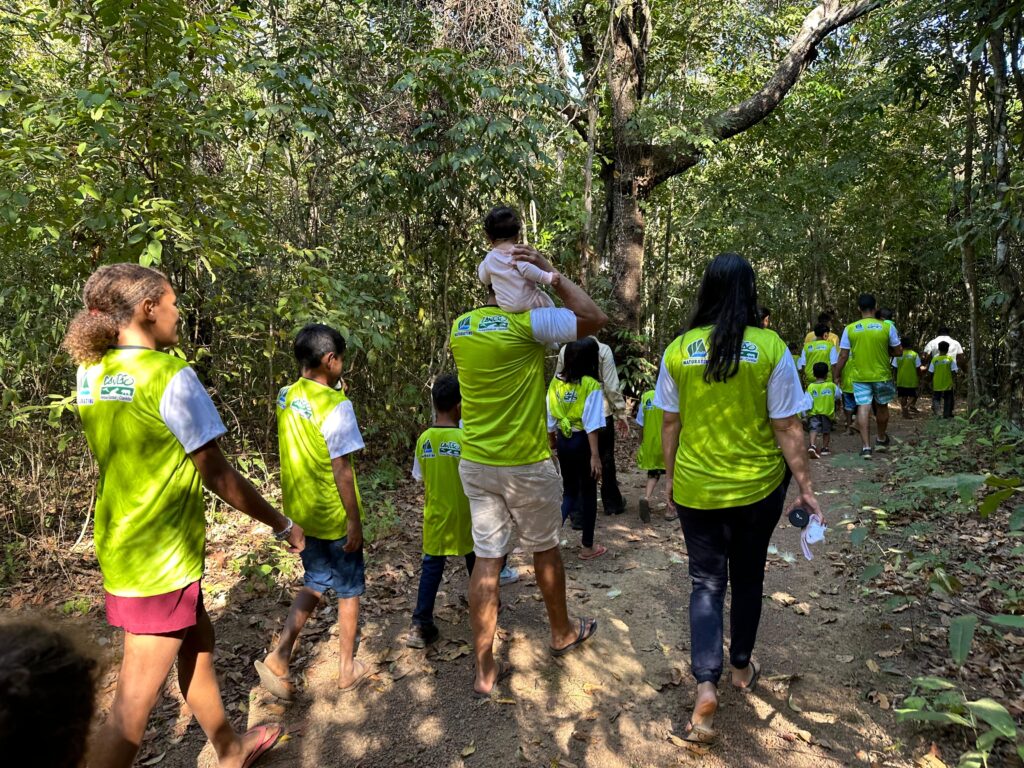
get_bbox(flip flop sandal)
[734,660,761,693]
[638,498,651,523]
[254,660,296,701]
[241,724,283,768]
[473,660,513,698]
[338,660,372,693]
[550,617,598,657]
[682,721,717,745]
[579,545,608,561]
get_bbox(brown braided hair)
[62,263,169,365]
[0,620,100,767]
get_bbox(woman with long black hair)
[654,252,822,745]
[548,338,608,560]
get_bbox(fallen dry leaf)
[461,743,476,757]
[771,591,797,606]
[793,602,812,616]
[866,659,881,673]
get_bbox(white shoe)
[499,566,520,586]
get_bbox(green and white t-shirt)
[635,389,665,471]
[797,338,839,379]
[928,355,958,392]
[411,426,473,556]
[277,377,364,540]
[450,306,576,466]
[807,381,838,418]
[654,326,809,509]
[546,376,604,437]
[77,347,227,597]
[840,319,901,383]
[893,351,921,389]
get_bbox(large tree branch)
[647,0,886,190]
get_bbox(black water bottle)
[789,506,809,529]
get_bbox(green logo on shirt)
[290,398,313,420]
[740,341,759,363]
[562,390,579,403]
[422,439,435,458]
[99,373,136,402]
[686,338,708,359]
[454,316,473,337]
[439,440,461,457]
[478,315,510,333]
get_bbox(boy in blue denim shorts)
[256,324,371,698]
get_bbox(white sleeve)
[951,359,960,372]
[635,405,646,426]
[892,357,899,368]
[555,345,566,376]
[767,353,811,418]
[546,396,557,432]
[888,324,901,347]
[320,400,365,459]
[160,367,227,453]
[928,361,936,373]
[952,340,964,356]
[652,357,679,413]
[923,339,937,356]
[829,346,839,365]
[839,329,851,350]
[582,389,605,433]
[530,308,577,345]
[796,350,806,369]
[411,454,423,482]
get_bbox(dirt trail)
[188,421,926,768]
[8,419,935,767]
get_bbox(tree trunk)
[987,25,1024,423]
[959,58,982,408]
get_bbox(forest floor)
[4,416,979,767]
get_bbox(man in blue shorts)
[834,293,902,458]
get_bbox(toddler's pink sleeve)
[515,259,554,285]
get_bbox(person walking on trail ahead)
[556,337,629,516]
[834,293,903,459]
[655,252,822,748]
[450,241,606,697]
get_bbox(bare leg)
[264,587,321,677]
[178,607,259,768]
[533,545,581,650]
[876,403,890,440]
[823,431,831,452]
[89,632,182,768]
[336,596,364,689]
[644,476,657,500]
[808,430,819,451]
[856,404,872,449]
[469,555,503,694]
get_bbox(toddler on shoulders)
[479,206,559,312]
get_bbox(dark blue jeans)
[557,430,598,548]
[675,482,785,685]
[412,553,476,627]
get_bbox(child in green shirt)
[928,340,959,419]
[892,345,924,418]
[406,375,476,648]
[635,387,666,523]
[257,324,370,699]
[806,362,839,458]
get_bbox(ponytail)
[62,263,169,366]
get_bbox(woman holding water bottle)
[654,253,823,746]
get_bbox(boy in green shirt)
[797,323,839,384]
[928,340,959,419]
[892,344,924,418]
[806,362,838,458]
[257,324,370,698]
[635,387,667,523]
[407,375,476,648]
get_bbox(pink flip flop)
[241,724,283,768]
[579,545,608,560]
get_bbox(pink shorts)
[105,580,203,636]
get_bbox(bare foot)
[730,659,760,690]
[338,658,369,691]
[689,681,718,731]
[262,649,288,678]
[220,724,282,768]
[474,659,512,695]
